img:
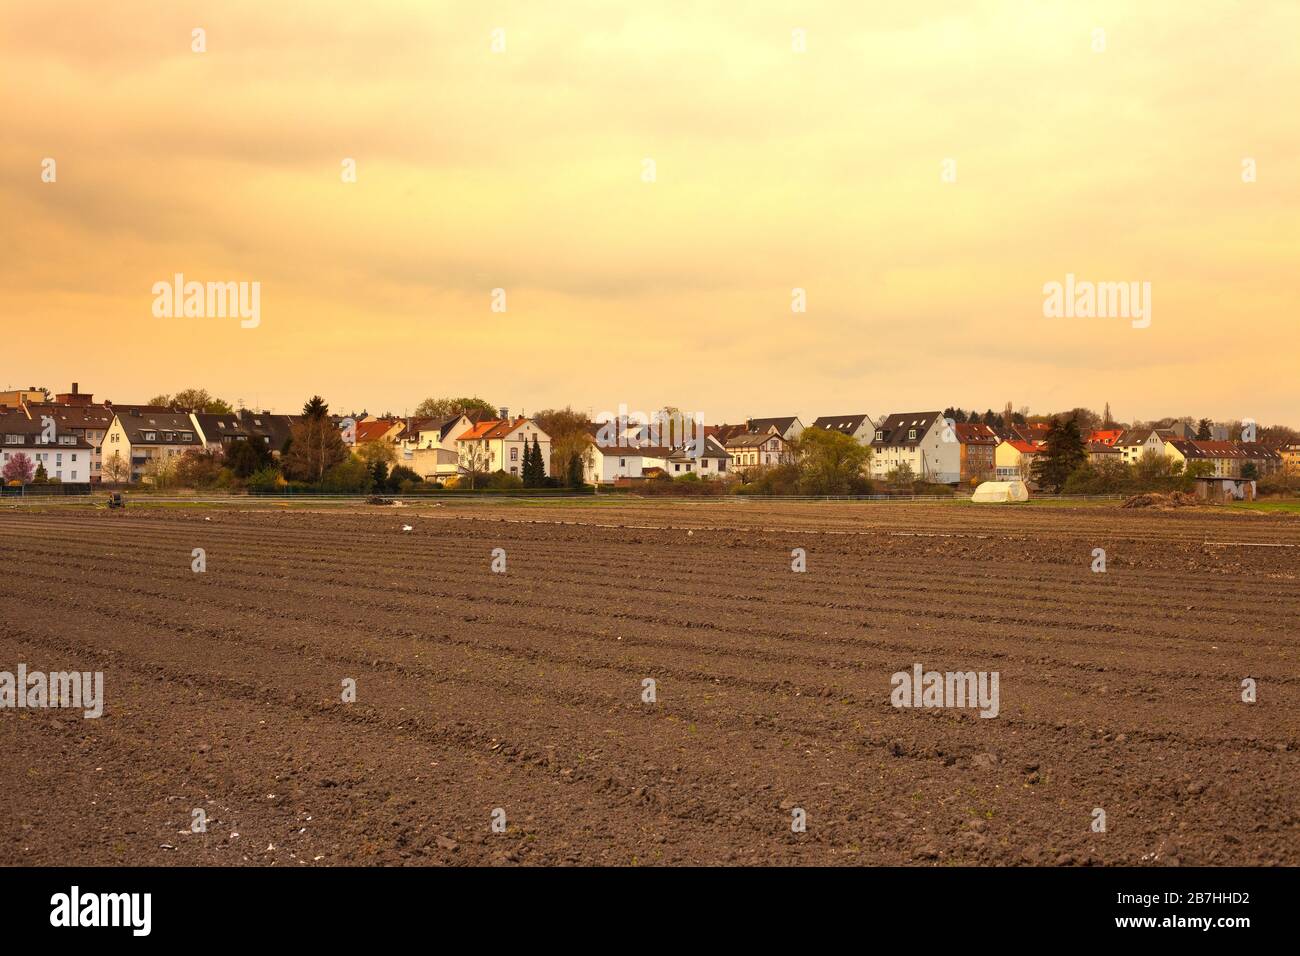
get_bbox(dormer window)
[908,428,917,440]
[144,431,156,441]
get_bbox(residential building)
[1281,443,1300,476]
[953,422,998,484]
[869,412,960,484]
[1166,440,1282,478]
[584,440,673,484]
[1117,428,1171,465]
[0,386,47,406]
[102,408,203,481]
[746,416,804,441]
[21,401,114,481]
[811,414,875,445]
[456,418,551,478]
[664,436,731,478]
[0,408,94,483]
[994,439,1043,481]
[393,415,475,481]
[725,429,793,473]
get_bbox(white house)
[456,417,551,478]
[583,441,672,484]
[869,412,960,484]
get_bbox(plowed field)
[2,499,1297,865]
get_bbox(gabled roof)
[811,414,873,435]
[21,402,114,430]
[725,431,788,449]
[458,417,548,442]
[666,436,731,461]
[747,416,801,434]
[1004,439,1042,454]
[354,420,400,443]
[871,412,943,448]
[194,413,247,441]
[112,410,201,446]
[954,422,998,445]
[1087,429,1124,446]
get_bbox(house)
[1085,441,1124,466]
[20,400,114,482]
[101,408,204,481]
[456,417,551,478]
[584,440,673,484]
[746,416,804,441]
[0,386,47,406]
[237,410,300,457]
[351,419,404,446]
[994,439,1043,481]
[869,412,960,484]
[1117,428,1171,466]
[192,413,249,454]
[1167,440,1282,478]
[706,423,751,444]
[1087,428,1124,447]
[953,422,999,484]
[0,408,94,483]
[811,414,875,445]
[1282,444,1300,476]
[393,415,476,480]
[725,429,793,474]
[664,436,731,478]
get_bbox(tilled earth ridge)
[0,501,1296,866]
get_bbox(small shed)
[971,480,1030,503]
[1193,476,1256,502]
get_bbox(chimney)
[72,382,79,395]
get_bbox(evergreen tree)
[566,452,585,488]
[530,435,544,484]
[1030,415,1088,492]
[371,458,390,489]
[1196,418,1213,441]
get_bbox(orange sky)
[2,1,1297,425]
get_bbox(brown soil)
[2,500,1297,866]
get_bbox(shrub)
[320,456,374,494]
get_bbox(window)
[908,428,917,440]
[510,447,519,461]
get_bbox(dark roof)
[1,409,93,449]
[747,416,801,434]
[666,436,731,461]
[22,402,114,430]
[811,414,873,435]
[195,413,248,442]
[113,410,201,446]
[238,411,300,450]
[871,412,943,448]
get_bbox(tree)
[2,452,35,484]
[320,456,373,494]
[459,441,493,490]
[1241,462,1259,480]
[533,407,592,475]
[387,464,420,490]
[371,458,390,489]
[102,450,130,483]
[566,450,586,488]
[141,456,177,489]
[283,397,348,484]
[1103,402,1114,427]
[885,463,916,486]
[1196,418,1213,441]
[522,435,546,487]
[1030,415,1088,492]
[413,396,498,421]
[148,388,233,413]
[356,440,397,468]
[33,462,48,484]
[226,438,270,479]
[795,427,871,495]
[175,450,223,488]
